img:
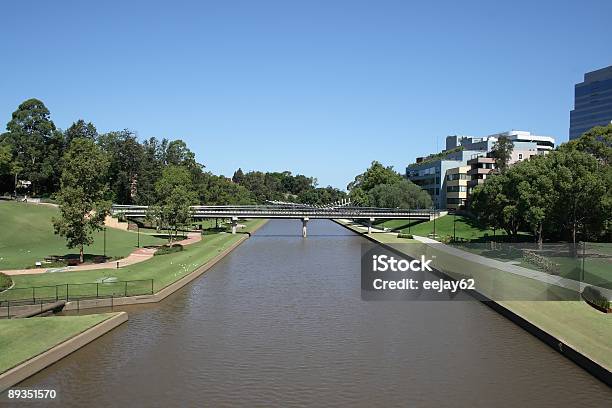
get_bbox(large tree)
[347,161,406,206]
[368,179,432,209]
[97,130,145,204]
[65,119,98,146]
[490,136,514,173]
[153,166,198,241]
[52,139,110,262]
[4,98,61,195]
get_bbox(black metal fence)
[0,279,154,318]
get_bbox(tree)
[98,130,145,204]
[232,168,245,184]
[515,157,555,248]
[348,161,403,192]
[0,144,11,176]
[198,172,253,205]
[297,186,347,205]
[547,149,607,250]
[471,172,522,238]
[368,179,432,209]
[155,166,198,242]
[135,137,166,205]
[561,124,611,166]
[490,136,513,173]
[65,120,98,146]
[4,98,58,195]
[52,139,110,263]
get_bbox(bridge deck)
[111,205,437,220]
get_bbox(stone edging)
[332,219,612,386]
[0,312,128,392]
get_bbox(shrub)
[582,286,611,311]
[397,233,413,239]
[0,272,13,291]
[155,244,184,256]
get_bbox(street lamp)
[453,211,457,243]
[432,205,436,239]
[103,227,107,258]
[581,241,586,284]
[137,225,140,248]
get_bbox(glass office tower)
[569,65,612,140]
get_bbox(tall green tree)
[348,161,405,205]
[154,166,198,242]
[4,98,60,195]
[52,139,110,262]
[368,179,432,209]
[65,119,98,146]
[97,130,145,204]
[232,168,245,184]
[490,136,514,173]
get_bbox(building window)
[519,153,523,160]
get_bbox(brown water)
[12,220,612,407]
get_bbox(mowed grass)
[0,313,113,374]
[1,219,267,301]
[375,215,509,241]
[0,201,167,270]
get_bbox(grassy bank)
[0,313,114,374]
[0,201,167,270]
[375,214,511,241]
[1,219,267,301]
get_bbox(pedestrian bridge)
[111,204,439,237]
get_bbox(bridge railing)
[111,204,437,217]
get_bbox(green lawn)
[0,313,114,374]
[0,201,167,270]
[375,215,512,241]
[1,219,267,302]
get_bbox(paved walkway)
[2,232,202,276]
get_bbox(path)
[2,232,202,276]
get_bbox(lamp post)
[103,227,107,258]
[581,241,586,284]
[408,213,411,234]
[432,205,436,239]
[137,225,140,248]
[453,211,457,243]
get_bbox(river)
[15,219,612,407]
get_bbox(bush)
[154,244,184,256]
[397,233,413,239]
[0,272,13,291]
[582,286,611,311]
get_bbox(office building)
[408,131,555,209]
[444,166,470,211]
[569,65,612,140]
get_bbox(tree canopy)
[52,138,110,262]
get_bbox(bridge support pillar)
[231,216,238,234]
[302,217,309,238]
[368,218,375,234]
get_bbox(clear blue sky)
[1,0,611,189]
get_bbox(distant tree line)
[0,98,346,206]
[470,125,612,246]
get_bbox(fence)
[0,279,154,319]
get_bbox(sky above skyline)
[1,0,611,189]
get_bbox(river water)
[14,220,612,407]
